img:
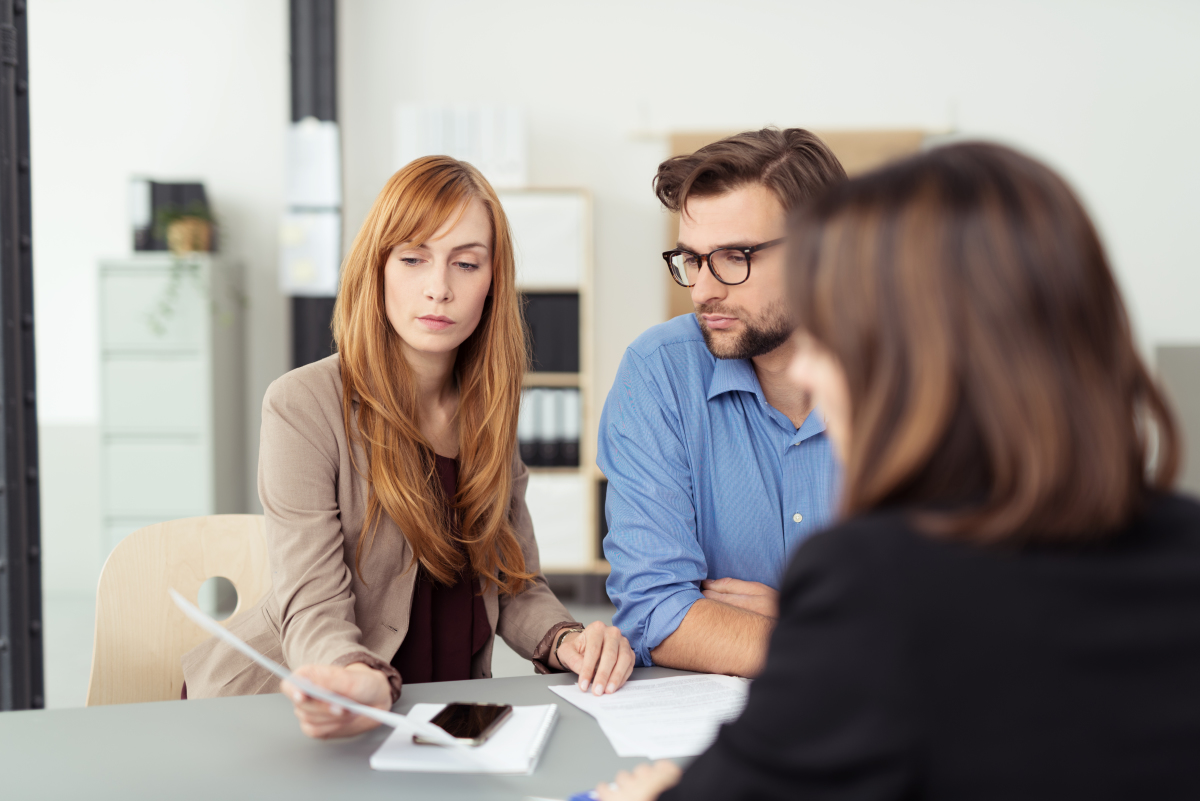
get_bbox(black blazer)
[662,492,1200,801]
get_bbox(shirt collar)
[794,404,827,445]
[706,357,762,402]
[707,356,828,445]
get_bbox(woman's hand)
[553,620,635,695]
[280,663,393,739]
[595,760,684,801]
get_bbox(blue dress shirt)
[598,314,839,666]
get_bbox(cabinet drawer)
[102,357,206,432]
[101,269,206,351]
[103,438,209,516]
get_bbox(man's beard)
[697,300,794,360]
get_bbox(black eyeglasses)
[662,238,785,288]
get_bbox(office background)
[26,0,1200,707]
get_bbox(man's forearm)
[649,598,774,677]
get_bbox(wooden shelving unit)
[521,372,580,388]
[500,189,608,579]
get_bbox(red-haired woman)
[182,156,633,738]
[599,142,1200,799]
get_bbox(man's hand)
[280,662,393,740]
[701,577,780,619]
[553,620,635,696]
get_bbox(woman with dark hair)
[595,143,1200,799]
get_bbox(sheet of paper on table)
[547,674,750,759]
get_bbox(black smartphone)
[412,702,514,746]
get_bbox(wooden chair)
[86,514,271,706]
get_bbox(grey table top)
[0,667,692,801]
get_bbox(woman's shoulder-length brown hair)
[332,155,534,594]
[789,142,1180,543]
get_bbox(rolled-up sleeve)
[599,348,707,666]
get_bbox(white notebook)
[369,703,558,774]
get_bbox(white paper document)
[370,703,558,774]
[168,588,461,747]
[548,674,750,759]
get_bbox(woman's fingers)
[290,693,349,732]
[279,678,308,704]
[610,640,635,692]
[651,760,684,786]
[282,663,390,740]
[576,625,600,692]
[294,700,378,739]
[591,626,623,695]
[568,623,634,695]
[295,697,346,721]
[607,769,636,798]
[287,668,351,721]
[295,710,335,740]
[595,761,680,801]
[564,622,634,694]
[281,676,340,721]
[300,712,377,740]
[595,777,622,801]
[599,635,635,693]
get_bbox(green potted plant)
[154,200,215,256]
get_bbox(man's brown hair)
[789,142,1180,543]
[654,128,847,215]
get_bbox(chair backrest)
[86,514,271,706]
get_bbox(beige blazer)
[181,354,576,699]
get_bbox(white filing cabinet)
[98,254,245,558]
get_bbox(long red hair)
[333,156,534,594]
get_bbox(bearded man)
[598,128,846,677]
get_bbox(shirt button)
[793,513,803,523]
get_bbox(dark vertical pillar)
[0,0,41,711]
[291,297,337,369]
[289,0,339,368]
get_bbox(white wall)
[31,0,288,426]
[30,0,289,593]
[340,0,1200,406]
[27,0,1200,588]
[24,0,1200,705]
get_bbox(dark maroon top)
[391,454,491,684]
